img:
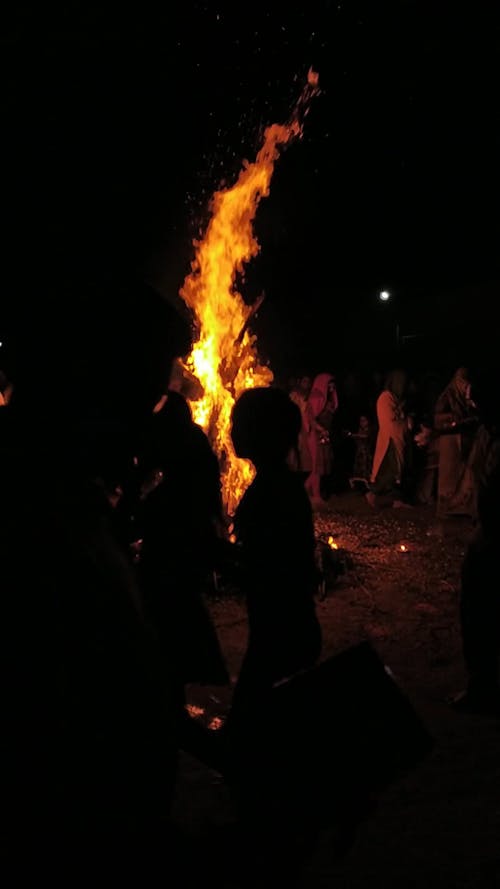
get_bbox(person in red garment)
[306,372,339,506]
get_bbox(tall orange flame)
[180,70,319,514]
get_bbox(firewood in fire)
[219,291,266,394]
[170,357,205,401]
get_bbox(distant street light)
[377,289,400,349]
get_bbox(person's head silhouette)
[231,387,301,470]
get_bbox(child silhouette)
[222,387,322,885]
[231,386,322,709]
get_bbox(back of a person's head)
[8,280,192,422]
[385,368,407,398]
[231,387,301,467]
[160,390,193,427]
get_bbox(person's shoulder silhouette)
[232,386,314,550]
[1,280,192,882]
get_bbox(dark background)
[1,2,498,378]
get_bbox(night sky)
[1,2,498,374]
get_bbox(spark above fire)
[179,69,320,515]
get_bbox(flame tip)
[180,74,318,512]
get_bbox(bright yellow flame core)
[180,72,319,515]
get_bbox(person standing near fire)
[434,366,478,518]
[450,372,500,715]
[349,413,376,489]
[367,369,412,508]
[222,387,322,886]
[306,372,339,506]
[289,373,313,480]
[134,389,229,762]
[0,282,191,886]
[229,387,321,710]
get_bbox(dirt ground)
[173,492,500,888]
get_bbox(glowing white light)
[379,290,390,301]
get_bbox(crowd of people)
[287,364,500,718]
[1,294,500,886]
[287,365,493,521]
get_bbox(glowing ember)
[399,544,408,552]
[180,69,320,514]
[208,716,224,731]
[185,703,205,718]
[328,536,339,550]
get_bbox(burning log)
[170,358,205,402]
[219,291,266,397]
[235,291,265,346]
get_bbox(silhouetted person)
[0,282,191,886]
[224,386,322,886]
[349,412,375,489]
[307,373,338,506]
[451,373,500,715]
[230,387,321,706]
[434,366,478,518]
[136,389,229,759]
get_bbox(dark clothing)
[139,475,228,687]
[231,466,321,712]
[137,411,228,687]
[0,423,176,883]
[472,426,500,537]
[459,426,500,698]
[219,465,322,882]
[370,439,402,498]
[434,375,478,518]
[135,406,228,771]
[352,428,375,481]
[461,540,500,696]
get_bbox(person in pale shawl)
[367,369,411,508]
[434,366,478,518]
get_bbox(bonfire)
[180,70,319,515]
